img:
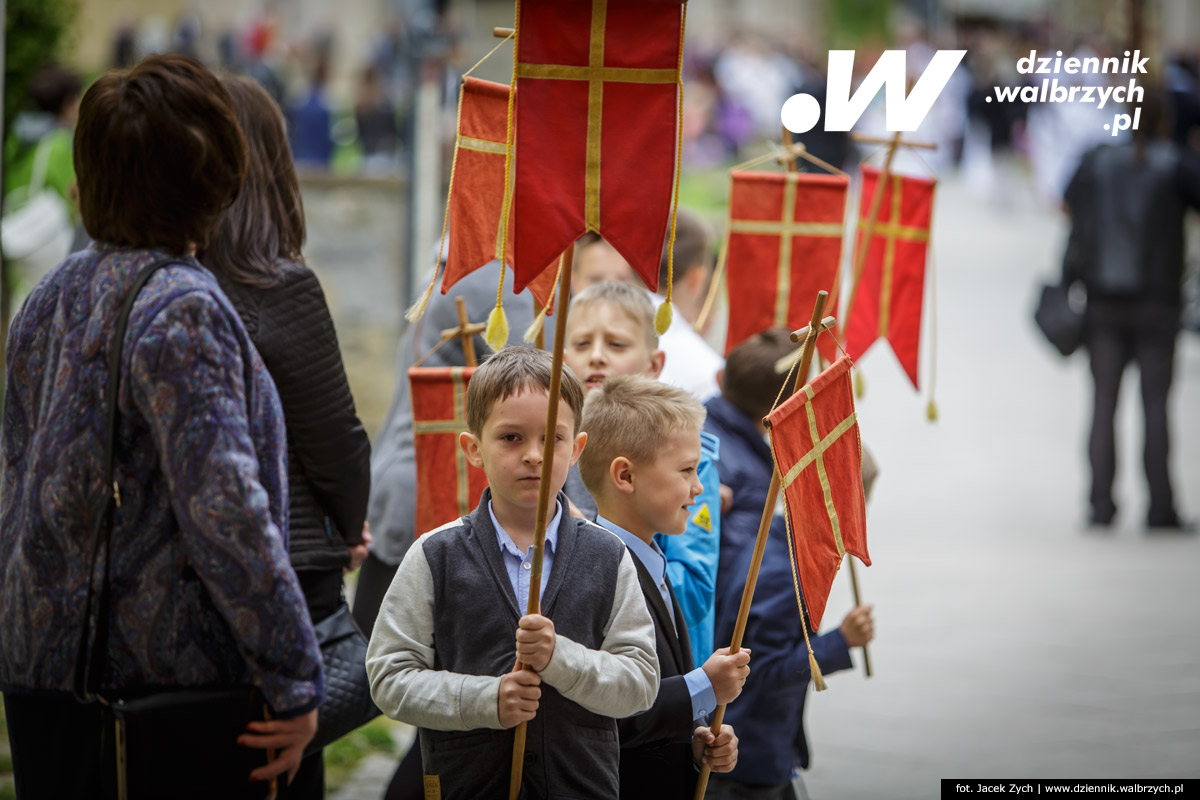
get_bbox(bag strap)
[73,255,185,703]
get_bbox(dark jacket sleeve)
[261,264,371,545]
[618,674,695,750]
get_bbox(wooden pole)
[533,299,546,351]
[841,131,901,328]
[781,125,798,173]
[849,132,936,150]
[845,555,872,676]
[454,297,478,367]
[509,246,575,800]
[693,290,830,800]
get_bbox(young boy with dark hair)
[705,328,874,799]
[366,346,659,800]
[580,374,747,799]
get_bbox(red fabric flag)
[724,170,849,359]
[512,0,684,293]
[844,167,935,388]
[442,77,558,312]
[410,367,488,536]
[767,356,869,631]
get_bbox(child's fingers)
[727,649,751,666]
[511,668,542,686]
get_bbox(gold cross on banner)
[872,174,930,337]
[778,383,858,557]
[729,172,844,327]
[515,0,678,230]
[412,368,474,515]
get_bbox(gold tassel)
[523,307,548,343]
[808,646,827,692]
[485,305,509,353]
[655,299,673,336]
[854,370,864,398]
[926,398,938,422]
[405,277,436,323]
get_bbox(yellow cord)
[486,0,521,353]
[655,1,687,336]
[925,218,939,422]
[405,32,515,325]
[523,256,564,343]
[777,457,828,692]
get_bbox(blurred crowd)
[46,5,1199,210]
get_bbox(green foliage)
[323,716,404,792]
[825,0,893,49]
[4,0,78,142]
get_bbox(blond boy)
[579,375,747,798]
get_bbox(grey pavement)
[330,171,1200,799]
[803,173,1200,798]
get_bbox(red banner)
[512,0,684,293]
[410,367,489,536]
[767,357,869,631]
[442,77,558,312]
[844,167,935,388]
[724,170,848,359]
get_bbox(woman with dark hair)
[203,74,373,797]
[0,54,324,795]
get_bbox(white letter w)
[794,50,965,133]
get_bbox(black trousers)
[1085,297,1179,524]
[4,693,114,799]
[351,551,399,635]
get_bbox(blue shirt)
[598,516,717,722]
[490,500,563,613]
[656,430,721,667]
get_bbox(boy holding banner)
[366,346,658,800]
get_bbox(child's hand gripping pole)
[508,249,574,800]
[693,291,832,800]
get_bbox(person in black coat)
[1063,92,1200,530]
[202,74,372,797]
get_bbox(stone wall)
[300,172,409,437]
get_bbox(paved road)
[802,174,1200,798]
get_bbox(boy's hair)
[578,375,705,497]
[658,207,713,288]
[569,280,658,351]
[466,346,586,436]
[722,327,800,422]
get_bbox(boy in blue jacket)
[705,328,874,799]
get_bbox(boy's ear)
[609,456,636,495]
[459,431,485,469]
[647,349,665,380]
[568,431,587,466]
[716,368,724,391]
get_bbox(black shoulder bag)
[73,257,274,800]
